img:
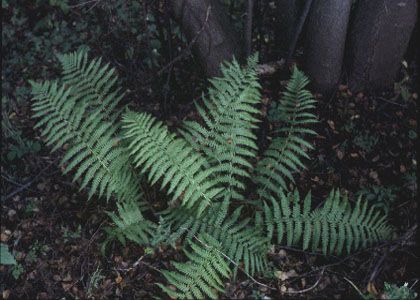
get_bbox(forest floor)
[1,66,417,299]
[1,4,418,298]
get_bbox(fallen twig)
[344,277,368,299]
[193,234,276,291]
[377,96,406,107]
[3,159,59,201]
[284,268,325,294]
[368,224,417,284]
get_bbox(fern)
[157,198,270,276]
[157,233,231,300]
[263,189,393,255]
[32,60,138,205]
[179,55,262,200]
[255,66,317,199]
[102,198,156,253]
[30,52,140,204]
[58,48,123,122]
[31,50,395,299]
[122,111,223,216]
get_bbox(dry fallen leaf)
[369,170,378,180]
[367,282,378,295]
[7,210,16,218]
[62,273,72,282]
[1,233,9,242]
[336,150,344,160]
[280,285,287,292]
[36,182,46,191]
[62,283,73,291]
[338,84,347,92]
[275,270,287,280]
[278,249,287,258]
[115,275,123,284]
[275,269,297,281]
[327,120,335,130]
[2,290,11,299]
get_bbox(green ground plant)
[356,185,398,215]
[352,131,379,153]
[1,96,42,162]
[87,266,105,298]
[30,49,393,299]
[383,282,417,300]
[0,243,24,280]
[0,243,16,265]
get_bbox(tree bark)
[245,0,254,58]
[169,0,242,77]
[304,0,352,93]
[346,0,417,92]
[274,0,303,57]
[286,0,313,62]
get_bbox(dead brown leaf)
[115,275,123,284]
[336,150,344,160]
[2,290,11,299]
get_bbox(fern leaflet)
[255,66,317,199]
[157,233,231,300]
[122,111,223,216]
[262,189,393,255]
[180,55,262,200]
[158,198,270,276]
[102,197,156,252]
[30,52,140,204]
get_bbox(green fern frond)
[122,111,223,216]
[157,233,231,300]
[180,55,262,200]
[263,189,393,255]
[158,198,270,276]
[255,66,317,199]
[30,51,140,204]
[57,48,124,122]
[31,50,396,298]
[102,198,156,252]
[31,50,154,257]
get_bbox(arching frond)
[255,66,318,200]
[58,48,124,122]
[31,50,395,299]
[102,197,156,253]
[157,198,270,276]
[157,233,231,300]
[122,111,223,216]
[30,50,141,205]
[180,55,262,200]
[262,189,393,255]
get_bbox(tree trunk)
[169,0,242,77]
[274,0,302,57]
[244,0,254,58]
[304,0,352,93]
[346,0,417,92]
